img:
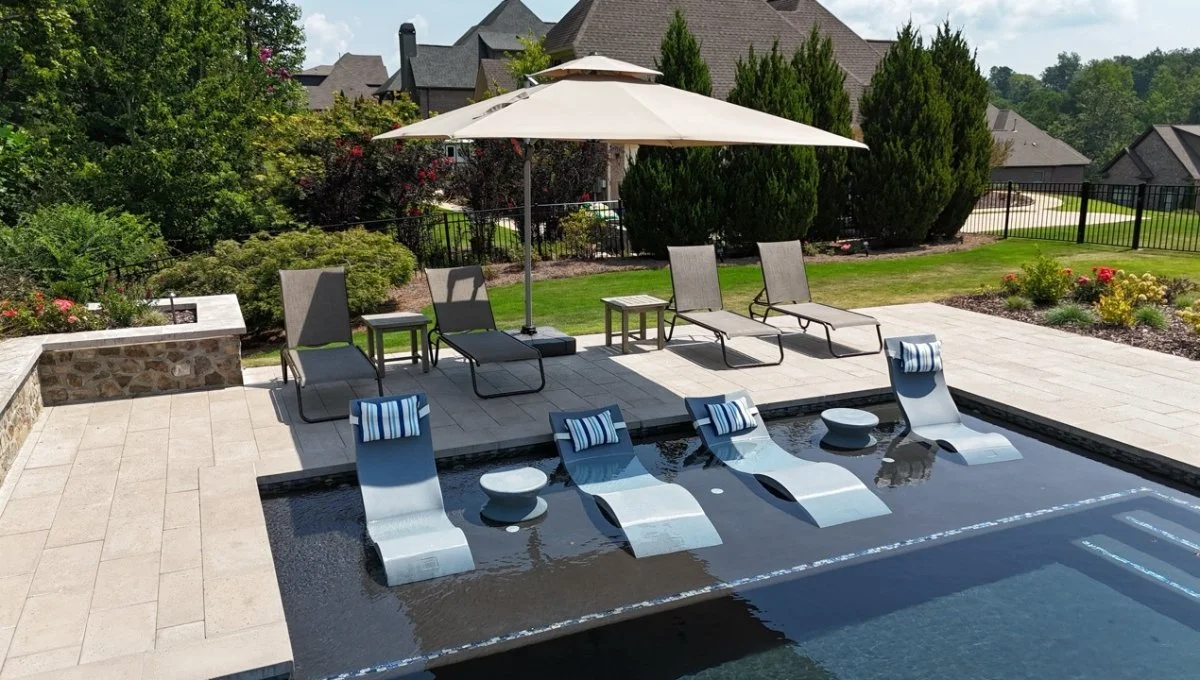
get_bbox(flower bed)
[944,256,1200,361]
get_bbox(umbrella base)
[507,326,576,357]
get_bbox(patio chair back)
[758,240,812,304]
[884,334,962,430]
[426,266,498,333]
[668,245,723,313]
[280,267,353,348]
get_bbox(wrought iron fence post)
[1003,182,1013,239]
[619,199,628,257]
[443,213,453,265]
[1076,182,1091,244]
[1131,183,1147,250]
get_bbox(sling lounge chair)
[426,266,545,399]
[280,267,382,423]
[684,391,891,528]
[749,240,883,358]
[549,405,722,557]
[884,334,1023,465]
[666,245,784,368]
[351,393,475,586]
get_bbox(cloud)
[406,13,430,36]
[303,12,353,66]
[827,0,1139,42]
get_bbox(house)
[375,0,556,117]
[1099,125,1200,212]
[988,104,1090,184]
[296,54,389,110]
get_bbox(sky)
[296,0,1200,77]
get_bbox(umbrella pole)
[521,140,535,335]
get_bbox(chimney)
[399,23,418,93]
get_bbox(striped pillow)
[706,398,756,435]
[359,396,421,443]
[901,340,943,374]
[565,411,620,452]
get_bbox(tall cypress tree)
[793,25,854,241]
[929,21,993,241]
[722,42,818,250]
[852,23,952,246]
[621,9,718,257]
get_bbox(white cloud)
[407,13,430,36]
[303,12,353,66]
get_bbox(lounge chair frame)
[884,334,1023,466]
[549,405,722,557]
[351,393,475,586]
[747,240,883,358]
[684,391,891,528]
[280,268,382,423]
[426,266,545,399]
[665,245,784,369]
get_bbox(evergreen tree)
[852,23,952,246]
[793,26,853,241]
[722,41,818,250]
[620,9,719,257]
[929,21,993,241]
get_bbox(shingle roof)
[545,0,884,112]
[454,0,546,45]
[303,54,388,110]
[478,58,517,93]
[478,31,527,52]
[1155,125,1200,180]
[987,104,1091,168]
[411,45,476,90]
[298,64,334,77]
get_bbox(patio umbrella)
[373,54,867,335]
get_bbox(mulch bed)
[974,190,1035,210]
[943,293,1200,361]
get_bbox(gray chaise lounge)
[280,267,382,423]
[684,391,891,527]
[884,334,1023,465]
[351,393,475,586]
[426,265,545,399]
[666,245,784,368]
[748,240,882,358]
[549,405,722,557]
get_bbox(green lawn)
[1003,216,1200,249]
[241,238,1200,367]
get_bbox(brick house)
[1099,125,1200,212]
[295,54,388,110]
[987,105,1090,185]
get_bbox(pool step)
[1074,534,1200,603]
[1118,511,1200,554]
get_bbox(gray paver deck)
[1,303,1199,678]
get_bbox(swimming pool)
[262,405,1200,679]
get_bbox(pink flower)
[53,298,73,312]
[278,68,290,80]
[258,47,273,63]
[1077,276,1090,286]
[67,315,78,324]
[581,191,591,202]
[839,243,852,252]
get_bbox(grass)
[999,217,1200,250]
[241,238,1200,367]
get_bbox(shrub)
[1000,272,1021,296]
[154,228,415,334]
[1044,303,1094,326]
[1071,273,1109,304]
[1173,292,1199,310]
[1004,295,1033,311]
[1163,276,1197,305]
[0,204,168,301]
[560,209,604,259]
[1096,285,1136,327]
[1133,305,1168,330]
[0,291,104,337]
[1181,301,1200,334]
[1018,255,1073,306]
[1110,270,1166,307]
[93,286,166,329]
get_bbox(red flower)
[1062,268,1072,275]
[1094,266,1116,284]
[473,147,483,157]
[349,145,364,158]
[1003,273,1018,282]
[1077,276,1090,286]
[392,123,402,130]
[33,291,44,301]
[417,169,427,182]
[581,191,591,202]
[53,298,73,312]
[67,315,78,324]
[1,309,16,318]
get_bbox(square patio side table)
[361,312,431,377]
[602,295,669,354]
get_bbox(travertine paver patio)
[1,303,1199,679]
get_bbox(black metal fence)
[971,181,1200,252]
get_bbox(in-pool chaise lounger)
[684,391,891,528]
[352,393,475,586]
[549,405,722,557]
[884,334,1023,465]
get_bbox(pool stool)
[480,467,549,523]
[821,408,879,450]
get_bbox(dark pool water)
[262,405,1200,680]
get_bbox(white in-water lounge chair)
[884,334,1023,465]
[684,391,891,528]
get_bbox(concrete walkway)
[1,303,1198,678]
[962,191,1134,234]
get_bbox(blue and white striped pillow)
[565,411,620,452]
[901,340,943,374]
[706,398,756,435]
[359,396,422,443]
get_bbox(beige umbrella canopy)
[374,55,866,334]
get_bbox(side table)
[361,312,431,377]
[479,467,549,523]
[820,408,879,450]
[602,295,669,354]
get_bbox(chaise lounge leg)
[823,323,885,359]
[717,334,785,369]
[468,355,546,399]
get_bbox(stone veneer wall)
[38,336,243,406]
[0,370,41,486]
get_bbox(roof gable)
[1100,125,1200,180]
[454,0,544,45]
[303,54,388,110]
[987,104,1091,168]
